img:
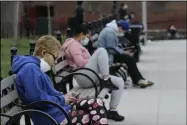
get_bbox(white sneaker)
[138,79,154,87]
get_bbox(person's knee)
[114,77,124,89]
[97,48,107,54]
[118,78,125,89]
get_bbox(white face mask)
[123,5,128,9]
[117,32,124,37]
[131,14,135,19]
[40,58,51,73]
[81,37,90,46]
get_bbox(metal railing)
[146,29,186,40]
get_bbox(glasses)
[47,52,57,61]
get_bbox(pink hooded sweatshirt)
[61,38,90,68]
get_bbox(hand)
[124,50,133,56]
[64,92,78,104]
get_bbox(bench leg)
[24,114,32,125]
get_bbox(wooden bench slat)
[53,60,69,74]
[54,71,70,84]
[1,90,19,108]
[1,75,16,90]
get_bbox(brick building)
[1,1,186,37]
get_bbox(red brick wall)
[25,1,186,30]
[146,1,186,29]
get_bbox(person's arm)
[18,64,66,106]
[115,46,124,54]
[69,43,89,67]
[106,32,124,54]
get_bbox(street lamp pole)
[47,1,52,35]
[142,1,147,42]
[13,1,20,46]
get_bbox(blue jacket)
[12,55,71,125]
[97,26,124,64]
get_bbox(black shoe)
[107,110,125,121]
[103,78,119,90]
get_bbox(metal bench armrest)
[12,100,71,124]
[63,72,99,98]
[106,47,121,56]
[72,67,103,91]
[5,109,59,125]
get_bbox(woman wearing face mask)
[62,24,125,121]
[81,29,98,55]
[12,35,108,125]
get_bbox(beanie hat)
[118,20,130,31]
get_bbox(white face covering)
[81,37,90,46]
[117,32,124,37]
[123,5,128,9]
[131,14,135,19]
[40,58,51,73]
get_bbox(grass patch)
[1,36,66,78]
[1,38,31,78]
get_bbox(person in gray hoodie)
[97,20,154,88]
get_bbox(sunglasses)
[47,52,58,61]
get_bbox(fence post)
[56,30,62,44]
[10,47,18,66]
[29,41,35,55]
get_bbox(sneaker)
[103,78,119,90]
[146,81,154,87]
[137,79,154,87]
[107,110,125,121]
[133,83,147,88]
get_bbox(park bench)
[0,75,71,125]
[51,52,110,100]
[87,33,131,88]
[50,53,128,125]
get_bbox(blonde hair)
[33,35,61,56]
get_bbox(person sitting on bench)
[81,29,96,54]
[117,20,132,49]
[62,24,125,121]
[97,20,154,88]
[167,24,178,39]
[12,35,108,125]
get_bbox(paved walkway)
[20,39,186,125]
[108,40,186,125]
